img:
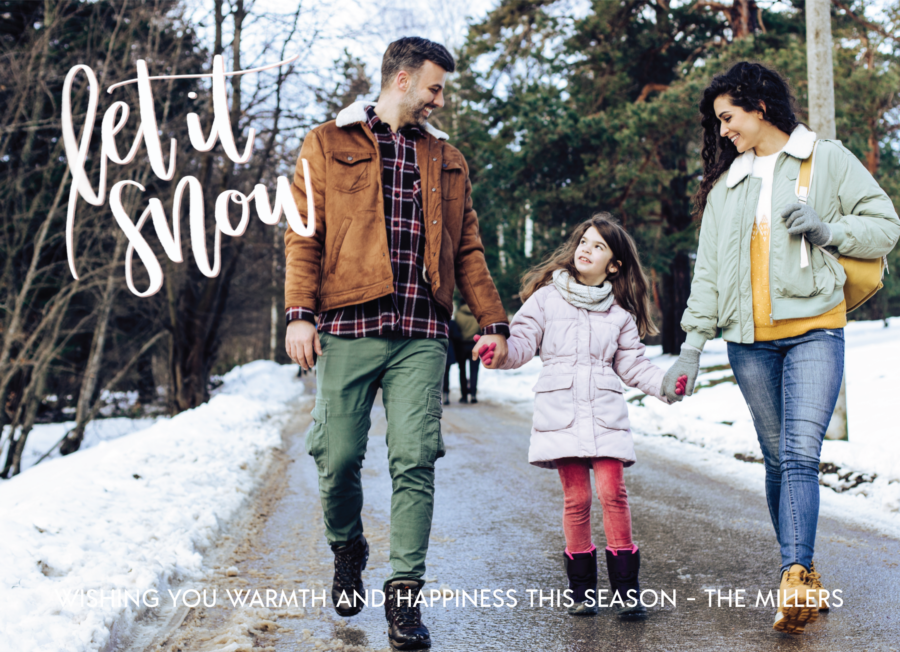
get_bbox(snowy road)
[138,385,900,652]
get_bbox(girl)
[476,213,675,618]
[663,62,899,634]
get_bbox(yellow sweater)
[750,219,846,341]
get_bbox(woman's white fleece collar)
[335,100,449,141]
[725,125,817,188]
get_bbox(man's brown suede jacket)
[285,101,508,329]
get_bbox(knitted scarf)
[552,269,614,312]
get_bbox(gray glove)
[780,203,832,246]
[661,344,701,402]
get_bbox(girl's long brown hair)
[520,213,658,338]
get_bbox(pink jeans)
[556,457,633,552]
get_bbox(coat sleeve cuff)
[286,307,317,326]
[684,331,708,351]
[482,323,510,338]
[828,221,849,250]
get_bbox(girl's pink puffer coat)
[499,284,669,469]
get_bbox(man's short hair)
[381,37,455,90]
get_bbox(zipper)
[745,179,762,337]
[768,157,780,322]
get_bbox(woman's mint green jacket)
[682,126,900,348]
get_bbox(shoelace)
[806,570,823,589]
[334,547,362,588]
[390,589,422,628]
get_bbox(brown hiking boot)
[773,564,819,634]
[806,561,830,612]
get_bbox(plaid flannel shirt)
[287,106,508,340]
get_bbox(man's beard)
[401,87,434,127]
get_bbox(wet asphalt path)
[143,387,900,652]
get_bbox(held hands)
[780,203,832,247]
[285,319,322,371]
[661,344,701,402]
[472,334,508,369]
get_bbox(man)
[284,37,508,650]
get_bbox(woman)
[661,62,900,634]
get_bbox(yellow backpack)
[796,142,888,312]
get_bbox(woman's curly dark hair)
[693,62,801,216]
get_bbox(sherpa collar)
[335,100,449,141]
[725,124,817,188]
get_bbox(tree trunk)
[1,286,76,477]
[660,157,694,353]
[697,1,766,39]
[166,0,248,413]
[270,224,280,361]
[0,169,69,426]
[62,232,126,455]
[661,253,692,353]
[807,0,848,440]
[807,0,837,141]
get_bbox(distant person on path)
[442,317,461,405]
[452,302,482,403]
[663,62,900,634]
[478,214,675,619]
[284,37,509,650]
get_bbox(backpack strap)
[794,141,819,268]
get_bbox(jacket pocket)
[333,151,373,193]
[306,399,328,469]
[441,159,464,200]
[591,375,629,430]
[593,374,624,395]
[420,390,446,465]
[811,246,842,296]
[329,217,353,276]
[777,243,836,299]
[531,374,575,432]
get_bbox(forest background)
[2,0,899,476]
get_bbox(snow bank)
[0,361,303,652]
[472,319,900,528]
[1,417,163,475]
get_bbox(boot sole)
[773,604,818,634]
[567,604,599,616]
[388,633,431,650]
[617,605,648,619]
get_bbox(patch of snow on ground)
[471,319,900,530]
[0,361,303,652]
[1,417,164,475]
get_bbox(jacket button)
[432,157,437,161]
[432,220,437,224]
[442,163,447,168]
[347,156,353,161]
[431,187,436,192]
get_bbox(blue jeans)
[727,329,844,574]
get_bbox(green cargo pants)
[306,332,447,581]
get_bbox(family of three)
[283,37,899,649]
